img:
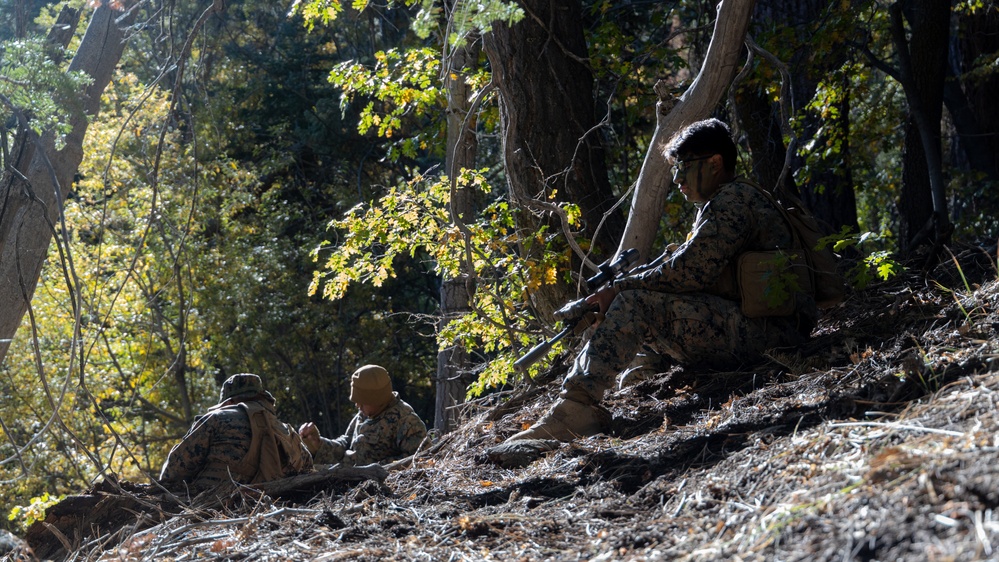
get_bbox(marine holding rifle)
[508,118,818,442]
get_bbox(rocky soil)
[11,245,999,561]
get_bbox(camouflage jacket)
[613,178,799,302]
[159,399,313,492]
[313,394,428,466]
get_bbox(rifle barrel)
[513,247,639,372]
[513,325,572,372]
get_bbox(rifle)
[513,248,640,372]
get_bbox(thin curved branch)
[743,34,798,197]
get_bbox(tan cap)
[349,365,393,406]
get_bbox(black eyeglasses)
[671,154,715,182]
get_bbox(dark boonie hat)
[219,373,275,403]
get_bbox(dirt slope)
[19,247,999,561]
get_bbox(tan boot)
[505,399,608,443]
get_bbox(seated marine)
[299,364,428,466]
[508,118,819,442]
[159,373,313,493]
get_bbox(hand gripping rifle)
[513,248,640,372]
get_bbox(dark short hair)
[663,118,737,174]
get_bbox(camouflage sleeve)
[392,409,428,460]
[312,415,356,465]
[159,414,216,484]
[614,185,753,293]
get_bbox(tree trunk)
[434,23,481,433]
[482,0,624,297]
[24,465,387,560]
[943,70,998,181]
[733,86,798,196]
[891,0,951,254]
[947,7,999,181]
[898,118,935,252]
[739,0,858,235]
[434,284,471,434]
[0,2,138,366]
[616,0,756,264]
[798,71,858,234]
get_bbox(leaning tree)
[0,1,139,367]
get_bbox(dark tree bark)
[733,85,799,196]
[947,7,999,181]
[483,0,624,282]
[736,0,858,236]
[898,118,937,252]
[892,0,952,255]
[944,70,999,181]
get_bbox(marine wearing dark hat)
[508,119,818,442]
[159,373,313,492]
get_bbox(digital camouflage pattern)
[159,399,313,492]
[313,394,428,466]
[562,179,818,406]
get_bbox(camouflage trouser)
[560,289,805,405]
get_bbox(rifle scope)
[586,248,640,288]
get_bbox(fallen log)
[23,464,389,561]
[250,462,388,497]
[23,478,179,561]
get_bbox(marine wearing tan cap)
[349,365,393,407]
[299,364,428,466]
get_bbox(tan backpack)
[238,401,311,483]
[739,180,847,316]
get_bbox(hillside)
[12,244,999,561]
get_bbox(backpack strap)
[732,178,818,315]
[737,178,805,252]
[236,401,284,483]
[737,178,846,309]
[237,401,311,483]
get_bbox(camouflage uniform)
[159,375,314,492]
[313,393,428,465]
[561,178,817,405]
